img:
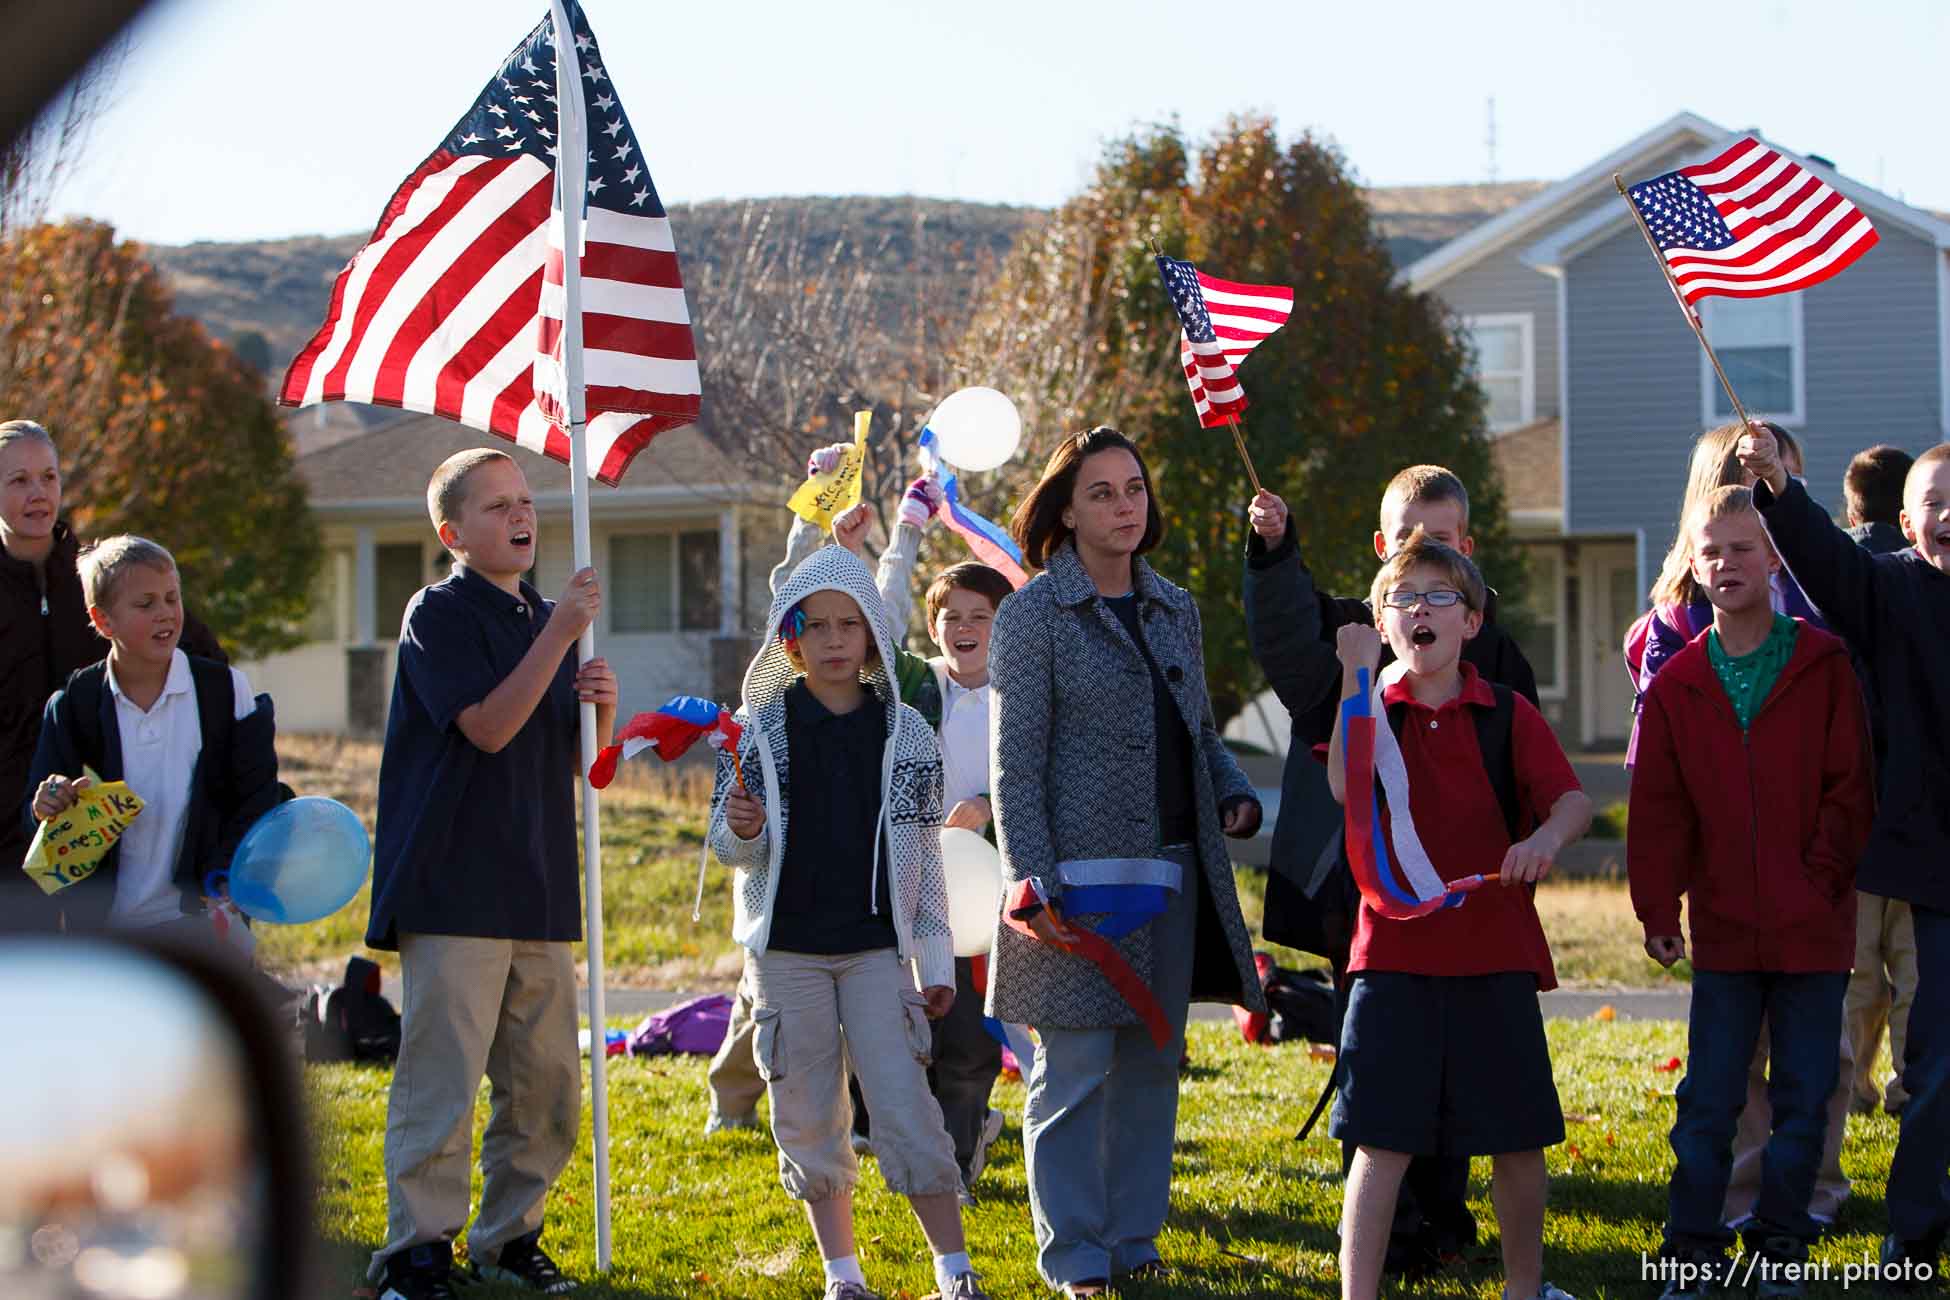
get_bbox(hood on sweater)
[743,542,905,740]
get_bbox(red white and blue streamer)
[589,694,743,789]
[1341,665,1494,919]
[918,427,1028,588]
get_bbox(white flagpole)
[549,0,611,1272]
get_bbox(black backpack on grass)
[301,956,401,1064]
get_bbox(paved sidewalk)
[385,982,1690,1025]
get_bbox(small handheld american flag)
[1625,137,1878,306]
[1154,255,1294,428]
[279,0,700,485]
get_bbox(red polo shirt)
[1347,663,1581,990]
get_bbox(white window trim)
[1464,312,1536,435]
[607,525,723,637]
[1699,294,1805,428]
[1525,545,1568,702]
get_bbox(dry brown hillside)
[144,183,1543,374]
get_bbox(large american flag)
[1626,137,1878,306]
[1155,256,1294,428]
[279,1,699,485]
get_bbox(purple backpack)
[629,993,732,1057]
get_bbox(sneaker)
[1877,1233,1943,1293]
[703,1108,758,1136]
[964,1107,1005,1188]
[1654,1244,1727,1299]
[1750,1233,1809,1299]
[823,1281,882,1300]
[1503,1286,1577,1300]
[940,1269,991,1299]
[378,1243,463,1300]
[469,1229,575,1294]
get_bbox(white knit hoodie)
[706,544,954,991]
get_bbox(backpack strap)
[1472,683,1523,844]
[1384,684,1523,844]
[187,655,236,757]
[60,661,112,774]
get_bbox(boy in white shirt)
[26,535,277,939]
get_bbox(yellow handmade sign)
[21,767,145,895]
[787,410,870,529]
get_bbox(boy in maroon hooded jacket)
[1629,485,1875,1300]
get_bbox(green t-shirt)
[1707,613,1798,731]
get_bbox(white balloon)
[927,387,1022,473]
[940,827,1004,958]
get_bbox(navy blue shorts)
[1330,971,1564,1157]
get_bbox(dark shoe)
[1384,1224,1461,1281]
[1749,1232,1810,1298]
[1876,1233,1943,1293]
[379,1243,463,1300]
[1654,1244,1727,1299]
[469,1229,575,1294]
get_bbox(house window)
[679,531,722,631]
[1512,548,1565,698]
[611,529,722,633]
[1464,313,1535,433]
[375,543,430,642]
[1702,295,1803,425]
[301,548,349,643]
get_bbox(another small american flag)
[280,1,699,485]
[1626,137,1878,306]
[1155,256,1293,428]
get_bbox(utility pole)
[1485,96,1499,185]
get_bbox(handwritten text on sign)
[21,768,146,895]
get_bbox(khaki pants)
[707,973,766,1124]
[1846,893,1918,1112]
[1723,1015,1853,1224]
[747,946,960,1202]
[368,935,580,1280]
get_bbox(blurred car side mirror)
[0,929,312,1299]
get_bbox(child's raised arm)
[1243,490,1338,721]
[1325,623,1383,806]
[1743,426,1886,656]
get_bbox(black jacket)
[21,656,280,930]
[1,524,103,879]
[1758,477,1950,909]
[1243,523,1539,956]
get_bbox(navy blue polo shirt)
[366,565,582,951]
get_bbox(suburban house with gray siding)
[243,411,784,734]
[1413,111,1950,748]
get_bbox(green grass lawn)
[266,738,1680,994]
[309,1021,1907,1299]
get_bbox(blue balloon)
[227,797,371,925]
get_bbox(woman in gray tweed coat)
[986,426,1267,1297]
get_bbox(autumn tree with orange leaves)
[955,116,1524,727]
[0,220,319,656]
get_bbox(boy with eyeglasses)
[1325,534,1592,1300]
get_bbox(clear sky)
[39,0,1950,247]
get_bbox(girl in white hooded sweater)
[707,544,989,1300]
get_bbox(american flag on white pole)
[278,0,699,484]
[1625,137,1879,305]
[1155,255,1294,428]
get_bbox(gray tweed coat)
[985,539,1268,1029]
